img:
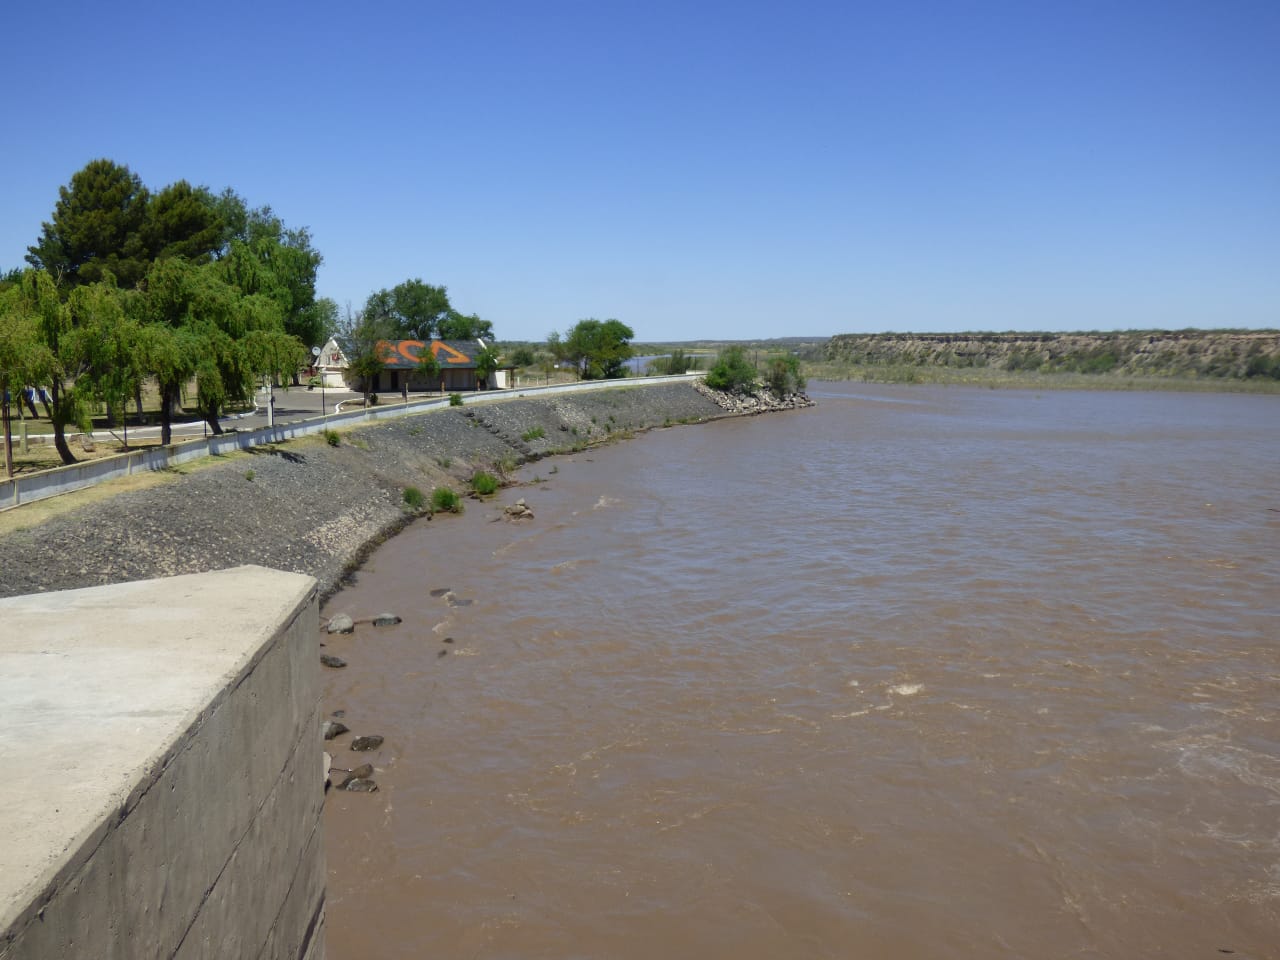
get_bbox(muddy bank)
[0,381,806,600]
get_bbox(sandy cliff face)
[825,332,1280,379]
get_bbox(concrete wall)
[0,566,325,960]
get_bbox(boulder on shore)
[326,614,355,634]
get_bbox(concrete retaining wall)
[0,566,325,960]
[0,374,699,510]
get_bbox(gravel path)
[0,381,787,600]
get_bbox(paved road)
[87,385,457,442]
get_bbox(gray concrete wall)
[0,566,326,960]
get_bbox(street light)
[311,346,327,417]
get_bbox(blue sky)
[3,0,1277,342]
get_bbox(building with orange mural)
[357,339,513,395]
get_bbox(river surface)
[320,382,1280,959]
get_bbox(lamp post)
[312,346,326,417]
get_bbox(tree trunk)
[53,428,76,465]
[22,390,38,419]
[203,407,224,435]
[2,395,12,479]
[50,382,77,466]
[160,384,173,445]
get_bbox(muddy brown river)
[320,382,1279,959]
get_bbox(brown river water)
[320,382,1279,959]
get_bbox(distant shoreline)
[819,330,1280,388]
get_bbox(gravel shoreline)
[0,381,810,600]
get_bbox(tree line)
[0,159,330,470]
[1,160,646,474]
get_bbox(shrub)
[449,393,463,406]
[323,428,341,447]
[431,486,462,512]
[245,469,255,482]
[403,486,425,510]
[763,355,806,398]
[705,346,757,392]
[436,456,452,468]
[470,471,500,495]
[521,426,546,441]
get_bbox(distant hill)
[825,331,1280,381]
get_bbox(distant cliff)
[824,331,1280,380]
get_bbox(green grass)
[323,428,341,446]
[521,426,546,441]
[470,471,500,496]
[449,393,464,406]
[402,486,425,510]
[431,486,462,512]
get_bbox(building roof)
[375,339,482,369]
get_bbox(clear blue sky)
[3,0,1277,342]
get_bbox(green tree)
[508,345,536,368]
[215,194,324,352]
[416,342,442,393]
[558,318,634,380]
[394,279,452,340]
[438,309,494,341]
[363,279,452,340]
[137,322,199,444]
[337,306,392,406]
[85,292,144,443]
[136,257,267,440]
[705,346,757,393]
[308,297,340,346]
[474,345,501,390]
[763,354,806,398]
[0,280,55,475]
[26,159,152,288]
[31,272,118,464]
[144,180,224,263]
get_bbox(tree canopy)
[362,278,494,342]
[550,318,634,380]
[10,159,327,460]
[26,159,153,287]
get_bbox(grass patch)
[521,426,546,441]
[449,393,464,406]
[436,456,452,469]
[403,486,425,510]
[323,428,341,446]
[245,469,255,482]
[470,470,500,496]
[431,486,462,513]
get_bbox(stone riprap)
[0,381,760,600]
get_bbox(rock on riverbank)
[0,381,797,600]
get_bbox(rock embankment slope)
[0,381,806,600]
